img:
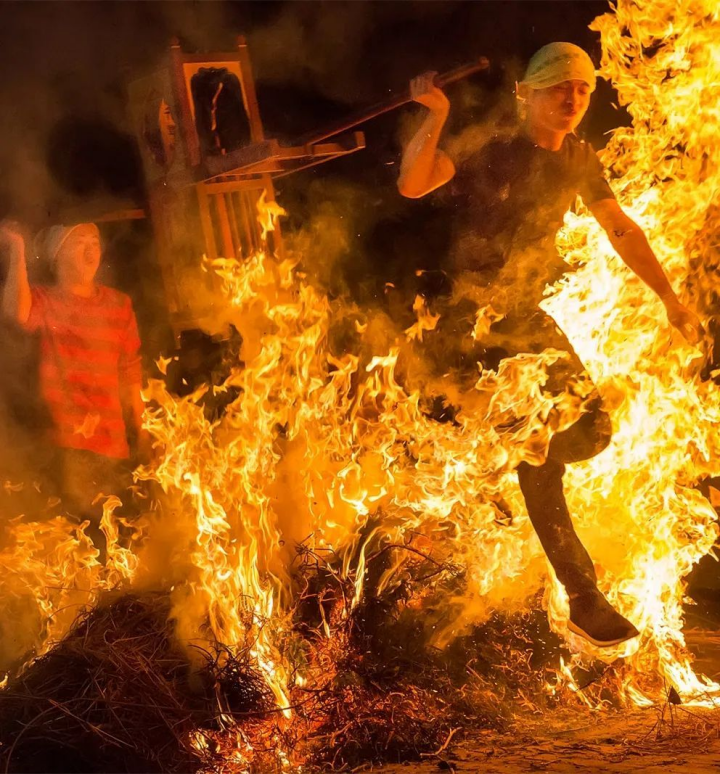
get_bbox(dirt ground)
[374,627,720,773]
[375,706,720,773]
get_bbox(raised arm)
[397,72,456,199]
[0,221,31,325]
[589,199,704,345]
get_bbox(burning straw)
[3,0,720,769]
[0,593,275,774]
[0,553,583,773]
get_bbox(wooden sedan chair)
[127,37,365,335]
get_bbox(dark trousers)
[517,399,612,597]
[409,292,613,600]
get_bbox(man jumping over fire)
[397,42,704,647]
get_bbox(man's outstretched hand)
[663,297,705,347]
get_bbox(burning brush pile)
[2,0,720,770]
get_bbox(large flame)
[2,0,720,762]
[142,0,717,710]
[544,0,720,702]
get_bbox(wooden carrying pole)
[297,56,490,147]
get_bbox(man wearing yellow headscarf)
[397,42,703,648]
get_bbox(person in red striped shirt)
[0,220,148,558]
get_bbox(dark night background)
[0,0,625,343]
[0,0,620,210]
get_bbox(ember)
[1,0,720,771]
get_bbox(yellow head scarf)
[520,42,597,92]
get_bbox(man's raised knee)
[548,402,612,464]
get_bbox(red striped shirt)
[27,285,142,459]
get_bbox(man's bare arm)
[398,72,456,199]
[589,199,704,344]
[0,222,31,325]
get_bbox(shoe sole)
[567,620,640,648]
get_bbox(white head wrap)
[37,223,99,265]
[520,42,597,92]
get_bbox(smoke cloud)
[0,0,619,663]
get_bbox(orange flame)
[2,2,718,749]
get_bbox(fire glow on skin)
[520,79,592,151]
[54,224,102,297]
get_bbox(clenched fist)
[663,297,705,347]
[0,220,25,255]
[410,71,450,115]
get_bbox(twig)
[366,542,445,568]
[420,726,461,757]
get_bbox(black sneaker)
[568,591,640,648]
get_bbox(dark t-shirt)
[444,132,615,279]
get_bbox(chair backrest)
[128,37,281,335]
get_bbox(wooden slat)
[261,174,285,260]
[235,190,254,258]
[204,139,278,178]
[170,38,201,167]
[214,192,235,259]
[196,185,218,262]
[93,209,147,223]
[236,35,265,144]
[226,192,241,258]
